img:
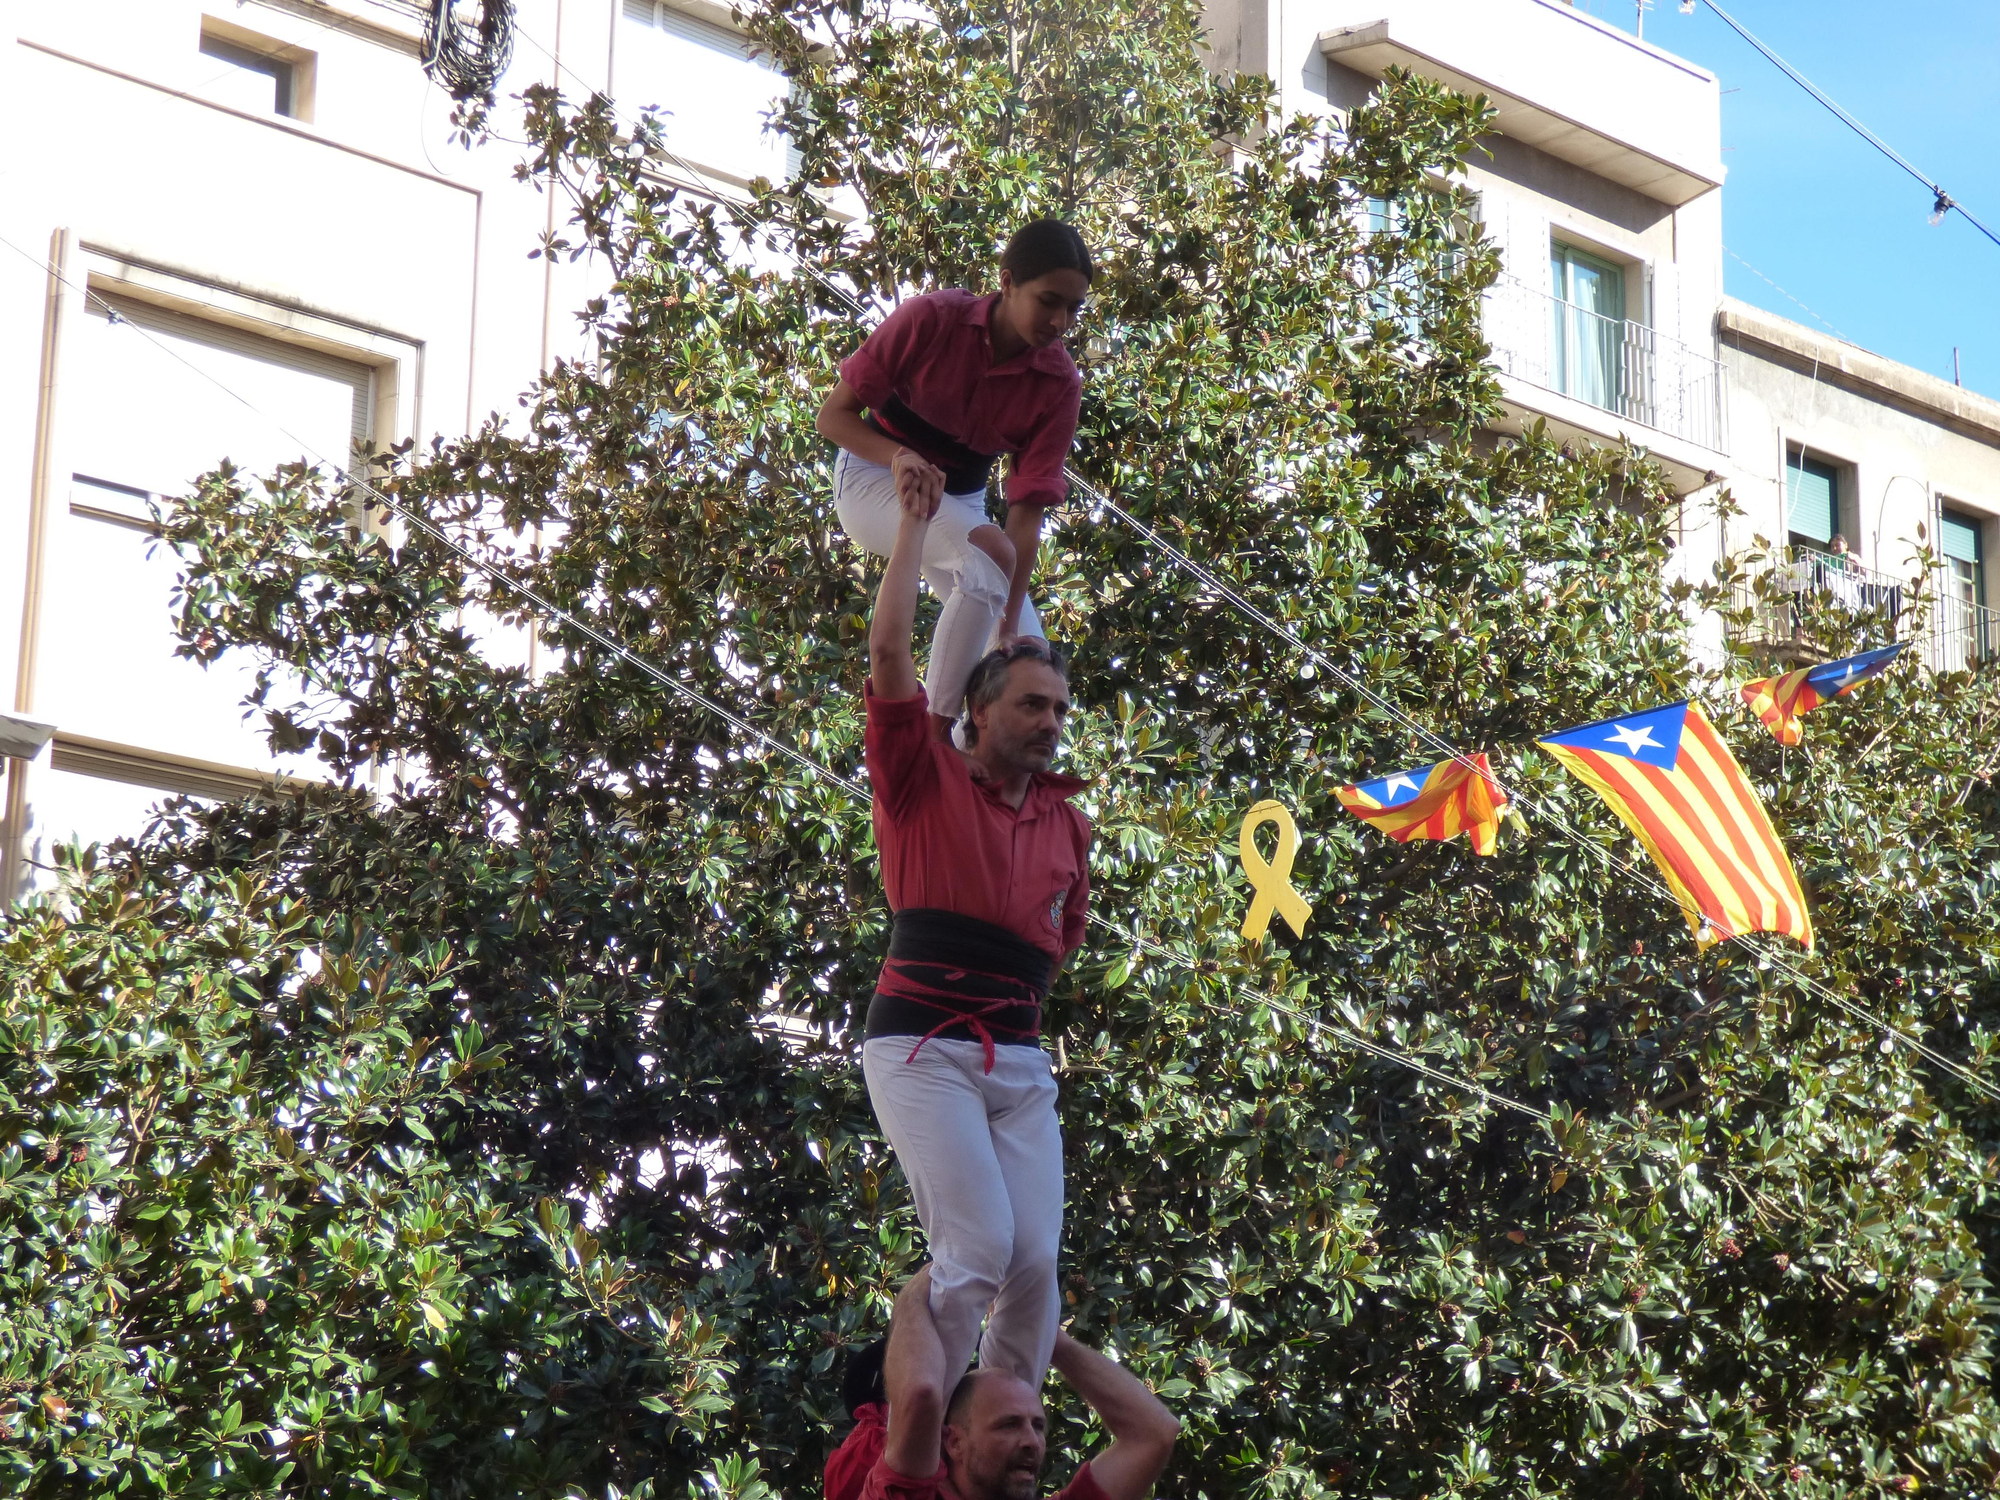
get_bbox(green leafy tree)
[6,0,2000,1495]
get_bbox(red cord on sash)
[876,958,1043,1073]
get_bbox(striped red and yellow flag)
[1334,754,1510,856]
[1740,644,1903,746]
[1540,701,1811,950]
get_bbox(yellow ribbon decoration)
[1238,800,1314,941]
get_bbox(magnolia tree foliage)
[6,0,2000,1494]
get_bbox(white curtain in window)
[1552,246,1624,412]
[620,0,791,186]
[38,296,368,791]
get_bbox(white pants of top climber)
[833,448,1046,721]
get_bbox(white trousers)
[833,450,1046,720]
[862,1037,1063,1386]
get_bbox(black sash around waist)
[867,395,1001,498]
[867,908,1051,1060]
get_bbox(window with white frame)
[619,0,796,186]
[1550,240,1628,412]
[25,292,371,870]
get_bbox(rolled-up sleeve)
[1006,378,1080,510]
[840,297,936,412]
[1061,812,1092,955]
[864,684,937,824]
[859,1457,944,1500]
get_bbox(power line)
[489,9,2000,1104]
[24,13,1986,1112]
[1691,0,2000,250]
[1725,247,1848,342]
[0,230,1549,1126]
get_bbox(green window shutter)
[1941,507,1983,564]
[1786,455,1837,545]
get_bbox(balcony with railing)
[1725,543,2000,675]
[1482,275,1727,454]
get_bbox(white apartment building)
[1208,0,2000,669]
[0,0,795,897]
[3,0,1995,900]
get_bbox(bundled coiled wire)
[422,0,516,101]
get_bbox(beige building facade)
[1207,0,2000,670]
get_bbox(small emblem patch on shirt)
[1049,888,1067,933]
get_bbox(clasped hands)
[892,448,948,521]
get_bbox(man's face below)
[974,659,1071,774]
[945,1377,1048,1500]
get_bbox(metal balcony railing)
[1724,543,2000,675]
[1482,276,1728,452]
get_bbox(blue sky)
[1572,0,2000,393]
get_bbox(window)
[1941,507,1986,609]
[1940,506,1992,667]
[1361,196,1412,333]
[198,20,315,121]
[620,0,794,186]
[1550,242,1626,411]
[1786,452,1841,551]
[23,293,371,871]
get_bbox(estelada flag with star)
[1334,754,1510,855]
[1539,701,1811,950]
[1740,644,1903,747]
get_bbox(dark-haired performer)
[819,219,1093,737]
[832,1269,1178,1500]
[860,457,1092,1388]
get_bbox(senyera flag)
[1335,753,1510,856]
[1740,643,1903,747]
[1539,701,1811,950]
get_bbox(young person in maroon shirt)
[833,1268,1178,1500]
[819,219,1091,739]
[859,441,1092,1390]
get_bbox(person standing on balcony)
[819,221,1092,741]
[856,462,1093,1391]
[1824,534,1865,610]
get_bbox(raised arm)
[1050,1331,1178,1500]
[881,1267,949,1479]
[867,463,937,701]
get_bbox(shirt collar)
[967,292,1078,377]
[963,759,1090,813]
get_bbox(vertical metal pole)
[3,229,76,902]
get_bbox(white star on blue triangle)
[1352,764,1431,807]
[1803,644,1902,697]
[1538,702,1688,769]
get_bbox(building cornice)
[1318,11,1722,206]
[1718,298,2000,449]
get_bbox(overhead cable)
[465,11,2000,1104]
[0,230,1548,1126]
[1692,0,2000,250]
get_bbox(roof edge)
[1718,297,2000,446]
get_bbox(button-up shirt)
[839,289,1082,511]
[860,1456,1108,1500]
[865,685,1091,958]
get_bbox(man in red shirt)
[846,1269,1179,1500]
[859,456,1092,1390]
